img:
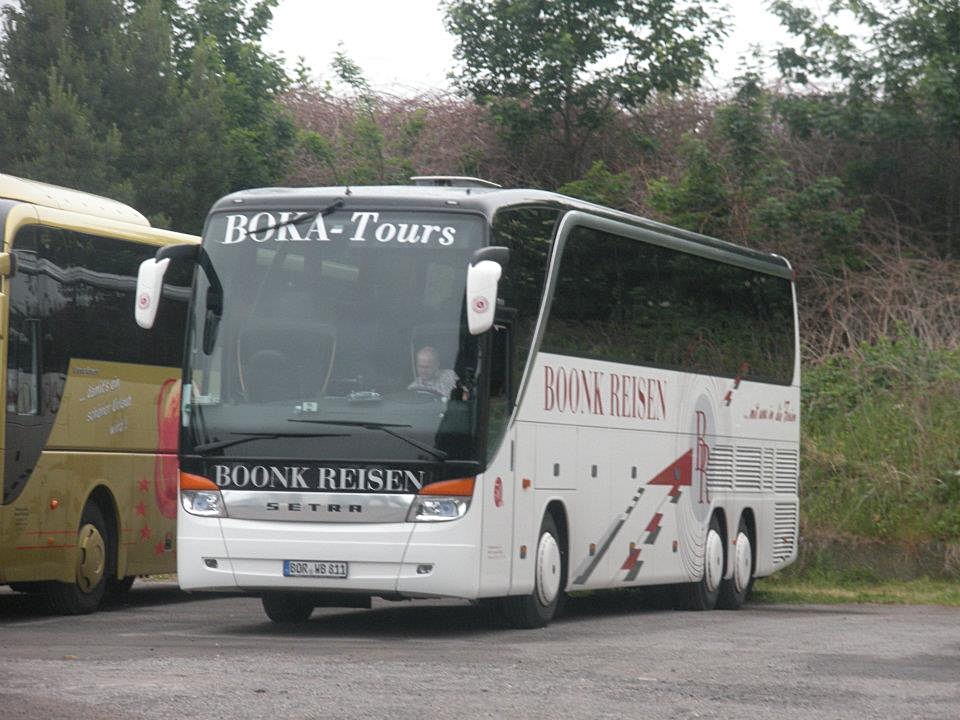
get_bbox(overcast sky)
[263,0,831,95]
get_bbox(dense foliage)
[0,0,294,232]
[0,1,957,553]
[442,0,726,184]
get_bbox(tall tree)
[175,0,295,193]
[0,0,295,233]
[770,0,960,254]
[13,68,133,203]
[0,0,143,205]
[443,0,726,184]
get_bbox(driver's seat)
[238,321,336,401]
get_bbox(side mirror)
[466,260,502,335]
[135,257,170,329]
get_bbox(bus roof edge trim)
[410,176,502,188]
[0,173,151,227]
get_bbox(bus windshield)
[183,209,487,464]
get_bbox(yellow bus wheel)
[76,519,107,592]
[46,502,112,615]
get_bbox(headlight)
[179,471,227,518]
[407,477,474,523]
[181,489,226,517]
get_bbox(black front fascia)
[181,456,481,491]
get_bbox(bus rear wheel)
[500,514,565,628]
[262,593,315,623]
[682,514,724,611]
[717,517,754,610]
[47,501,111,615]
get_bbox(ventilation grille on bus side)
[708,445,768,491]
[706,445,734,490]
[773,502,798,564]
[734,446,763,491]
[708,445,798,493]
[774,448,800,494]
[763,448,776,491]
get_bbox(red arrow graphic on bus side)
[647,450,692,494]
[572,450,693,586]
[621,547,642,571]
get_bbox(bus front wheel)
[500,514,565,628]
[47,501,111,615]
[262,593,315,623]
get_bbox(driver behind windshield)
[409,346,458,397]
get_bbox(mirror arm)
[156,243,199,263]
[471,246,510,267]
[197,249,224,316]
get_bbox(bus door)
[479,318,516,596]
[3,233,44,562]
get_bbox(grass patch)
[752,575,960,606]
[802,336,960,544]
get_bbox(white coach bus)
[135,177,799,628]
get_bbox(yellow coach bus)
[0,174,197,613]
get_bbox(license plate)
[283,560,349,578]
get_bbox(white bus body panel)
[511,352,799,591]
[477,435,515,597]
[178,350,799,600]
[178,488,484,599]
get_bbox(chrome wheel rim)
[734,531,752,593]
[536,532,562,606]
[704,528,723,593]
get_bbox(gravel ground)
[1,582,958,719]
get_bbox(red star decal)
[154,541,165,556]
[138,478,150,493]
[140,525,152,540]
[135,501,147,517]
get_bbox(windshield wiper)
[193,431,348,454]
[288,419,448,461]
[249,198,345,236]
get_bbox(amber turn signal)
[179,471,219,491]
[418,477,475,497]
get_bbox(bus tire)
[717,517,754,610]
[262,593,314,623]
[108,575,136,595]
[47,501,111,615]
[500,514,565,629]
[682,514,724,611]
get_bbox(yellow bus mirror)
[0,252,17,278]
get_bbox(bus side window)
[6,239,40,416]
[7,320,39,415]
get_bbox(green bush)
[801,336,960,543]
